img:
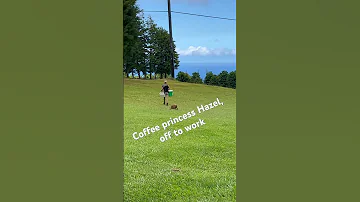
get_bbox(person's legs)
[163,97,165,104]
[165,93,169,105]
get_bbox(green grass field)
[124,78,236,202]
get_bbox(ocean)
[175,62,236,80]
[131,62,236,80]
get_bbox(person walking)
[161,80,170,106]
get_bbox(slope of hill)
[124,78,236,201]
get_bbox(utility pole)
[167,0,175,78]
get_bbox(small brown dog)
[170,104,178,110]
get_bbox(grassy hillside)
[124,78,236,201]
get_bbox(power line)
[143,10,236,21]
[172,11,236,21]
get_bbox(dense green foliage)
[218,71,229,87]
[123,0,141,78]
[176,71,191,82]
[177,70,236,89]
[123,0,179,79]
[226,70,236,89]
[190,72,203,84]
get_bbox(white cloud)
[176,46,236,56]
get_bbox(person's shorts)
[164,92,169,95]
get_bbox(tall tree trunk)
[160,73,163,79]
[164,73,167,79]
[149,72,152,79]
[126,73,129,78]
[142,71,147,79]
[131,71,134,78]
[137,70,141,79]
[154,73,156,79]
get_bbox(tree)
[123,4,180,80]
[134,12,148,79]
[151,27,180,79]
[145,16,158,79]
[123,0,141,77]
[176,71,191,82]
[154,27,171,79]
[204,71,214,85]
[204,71,219,86]
[190,72,202,84]
[209,74,219,86]
[218,70,229,87]
[227,70,236,89]
[172,41,180,71]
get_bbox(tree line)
[124,0,179,79]
[176,70,236,89]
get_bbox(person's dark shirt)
[162,84,169,92]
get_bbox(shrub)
[226,70,236,89]
[176,71,191,82]
[190,72,203,84]
[218,71,229,87]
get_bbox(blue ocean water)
[175,62,236,80]
[131,62,236,79]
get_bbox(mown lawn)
[124,78,236,202]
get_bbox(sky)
[136,0,236,64]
